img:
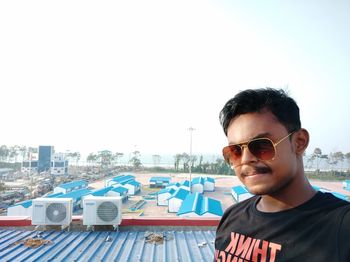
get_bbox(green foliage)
[306,170,350,180]
[172,154,234,175]
[0,162,21,170]
[0,182,6,192]
[129,151,142,170]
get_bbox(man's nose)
[240,145,258,164]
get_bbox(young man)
[214,88,350,262]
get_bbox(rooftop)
[0,216,219,262]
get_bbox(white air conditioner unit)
[83,196,122,226]
[32,198,73,226]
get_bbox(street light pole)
[189,127,195,193]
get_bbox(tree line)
[1,144,349,176]
[306,148,350,171]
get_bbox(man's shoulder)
[315,191,350,209]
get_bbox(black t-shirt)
[214,192,350,262]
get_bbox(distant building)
[106,186,129,202]
[51,153,69,175]
[203,177,215,192]
[231,185,253,202]
[123,181,141,195]
[105,174,135,187]
[179,180,190,191]
[54,180,89,194]
[56,188,91,210]
[38,146,54,173]
[168,188,190,213]
[7,200,33,217]
[157,188,176,206]
[191,177,205,193]
[0,168,15,181]
[177,193,223,217]
[149,177,171,188]
[343,180,350,191]
[21,161,38,174]
[166,182,181,191]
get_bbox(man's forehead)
[227,112,283,141]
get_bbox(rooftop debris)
[12,238,53,248]
[145,232,166,245]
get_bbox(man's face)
[226,111,298,196]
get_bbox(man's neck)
[256,179,316,213]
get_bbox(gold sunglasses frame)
[223,132,295,164]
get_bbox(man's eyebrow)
[229,132,272,145]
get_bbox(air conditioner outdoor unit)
[31,198,73,226]
[83,196,122,226]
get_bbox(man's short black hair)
[219,88,301,135]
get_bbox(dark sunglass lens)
[223,145,242,164]
[249,139,275,160]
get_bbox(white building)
[231,185,254,202]
[179,180,190,191]
[157,188,176,206]
[123,181,141,195]
[51,153,68,176]
[204,177,215,192]
[7,200,33,217]
[177,193,223,218]
[106,186,129,202]
[191,177,205,194]
[54,180,88,194]
[168,188,190,213]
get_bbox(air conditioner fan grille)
[46,203,67,223]
[97,201,119,222]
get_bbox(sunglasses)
[222,132,294,166]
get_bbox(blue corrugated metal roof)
[150,177,171,182]
[57,188,92,201]
[0,229,216,262]
[166,182,180,188]
[46,192,64,198]
[203,198,223,216]
[177,193,200,215]
[111,186,128,194]
[158,188,175,195]
[178,193,223,217]
[232,185,249,195]
[127,180,140,187]
[90,187,113,197]
[168,188,190,201]
[112,175,135,185]
[57,180,88,189]
[192,177,205,185]
[343,180,350,191]
[204,177,215,183]
[181,180,190,187]
[8,200,32,209]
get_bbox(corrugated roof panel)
[57,180,88,189]
[0,229,216,262]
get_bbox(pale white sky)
[1,0,349,158]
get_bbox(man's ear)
[293,128,309,156]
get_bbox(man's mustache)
[234,163,272,175]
